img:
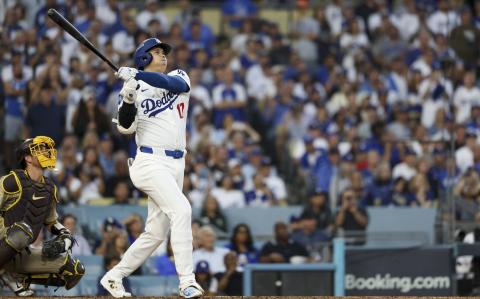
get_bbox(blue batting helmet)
[134,38,172,70]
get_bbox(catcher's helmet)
[134,38,171,70]
[16,136,57,169]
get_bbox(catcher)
[0,136,84,296]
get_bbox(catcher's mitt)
[41,233,74,259]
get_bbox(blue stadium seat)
[82,205,147,233]
[76,275,99,296]
[366,207,437,247]
[129,275,179,296]
[142,256,159,275]
[79,255,104,277]
[224,206,303,237]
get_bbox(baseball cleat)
[100,274,132,298]
[14,288,34,297]
[179,281,204,298]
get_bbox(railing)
[242,238,345,296]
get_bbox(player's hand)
[115,67,138,81]
[120,79,138,104]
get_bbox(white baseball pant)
[108,151,195,286]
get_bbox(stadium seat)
[78,255,104,278]
[76,275,99,296]
[224,206,303,237]
[82,205,147,232]
[142,256,159,275]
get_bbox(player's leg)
[6,247,84,290]
[127,154,202,297]
[172,159,204,298]
[101,198,170,297]
[0,270,34,296]
[143,170,199,289]
[107,198,170,278]
[0,221,33,269]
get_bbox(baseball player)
[0,136,84,295]
[100,38,204,298]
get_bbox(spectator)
[199,195,228,233]
[95,217,123,255]
[113,180,132,205]
[291,211,329,261]
[392,147,417,181]
[215,252,243,296]
[105,233,130,260]
[69,146,105,204]
[454,71,480,125]
[222,0,258,30]
[193,226,230,274]
[449,7,480,65]
[211,176,245,209]
[97,255,131,296]
[302,191,333,232]
[454,168,480,221]
[71,86,111,140]
[315,147,341,194]
[259,222,309,263]
[212,68,247,128]
[426,0,459,36]
[258,158,287,204]
[61,214,92,256]
[225,223,258,267]
[124,213,144,244]
[335,189,369,243]
[363,162,393,206]
[135,0,168,33]
[244,173,275,207]
[194,260,218,295]
[456,131,477,173]
[24,82,65,145]
[112,15,137,58]
[105,151,131,197]
[391,177,415,206]
[98,133,115,179]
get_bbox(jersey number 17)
[176,103,185,119]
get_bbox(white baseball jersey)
[132,69,191,150]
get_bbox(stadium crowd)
[1,0,480,295]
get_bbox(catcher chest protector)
[1,170,56,241]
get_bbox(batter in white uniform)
[100,38,204,298]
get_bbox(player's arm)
[0,172,21,210]
[134,71,190,93]
[115,67,190,93]
[45,186,74,251]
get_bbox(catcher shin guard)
[61,254,85,289]
[25,254,85,290]
[0,222,33,268]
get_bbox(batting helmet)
[16,136,57,169]
[134,38,172,70]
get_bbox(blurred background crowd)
[1,0,480,295]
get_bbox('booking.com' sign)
[345,248,453,295]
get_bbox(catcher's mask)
[16,136,57,169]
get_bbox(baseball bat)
[47,8,119,72]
